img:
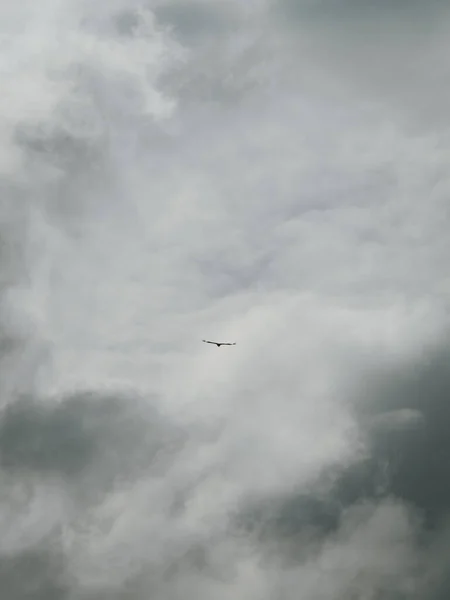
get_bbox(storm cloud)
[0,0,450,598]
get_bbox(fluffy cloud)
[0,0,450,598]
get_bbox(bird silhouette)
[202,340,236,348]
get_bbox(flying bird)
[202,339,236,348]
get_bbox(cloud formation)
[1,0,450,598]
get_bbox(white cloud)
[0,0,449,598]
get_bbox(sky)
[1,0,450,598]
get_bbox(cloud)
[0,391,183,484]
[0,0,450,598]
[153,1,239,42]
[0,548,67,600]
[271,0,450,127]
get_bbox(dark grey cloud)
[0,547,67,600]
[153,2,271,106]
[0,395,95,477]
[273,0,450,127]
[309,339,450,529]
[149,0,450,126]
[279,0,448,21]
[355,339,450,530]
[153,1,237,43]
[0,391,185,487]
[232,335,450,597]
[0,387,188,598]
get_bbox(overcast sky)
[1,1,450,598]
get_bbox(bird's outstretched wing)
[202,340,236,346]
